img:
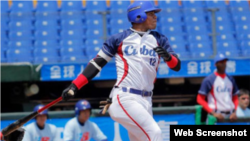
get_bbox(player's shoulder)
[47,123,57,129]
[65,117,77,126]
[225,73,235,81]
[203,73,216,83]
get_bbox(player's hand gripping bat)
[1,90,74,137]
[99,98,112,115]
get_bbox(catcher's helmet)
[75,100,91,116]
[33,104,48,115]
[127,1,161,23]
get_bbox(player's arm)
[153,33,181,72]
[91,122,108,141]
[230,76,240,110]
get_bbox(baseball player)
[0,128,25,141]
[63,99,107,141]
[197,53,239,122]
[22,104,58,141]
[61,1,181,141]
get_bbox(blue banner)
[40,59,250,81]
[1,114,195,141]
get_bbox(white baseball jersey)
[63,117,107,141]
[22,122,57,141]
[236,106,250,117]
[99,28,176,92]
[198,72,239,111]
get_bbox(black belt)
[215,110,234,114]
[115,86,152,97]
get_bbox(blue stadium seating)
[61,56,89,63]
[1,1,9,13]
[189,42,213,58]
[35,11,59,20]
[9,1,34,21]
[86,18,104,28]
[85,29,104,38]
[229,0,250,8]
[159,8,182,17]
[205,0,228,8]
[168,35,186,44]
[186,25,209,34]
[188,34,210,42]
[215,24,235,33]
[60,29,85,39]
[85,1,107,11]
[109,28,125,35]
[230,7,250,17]
[61,19,85,30]
[6,48,33,62]
[216,41,240,57]
[60,39,85,48]
[8,40,33,49]
[60,10,84,20]
[109,9,127,19]
[183,8,206,17]
[109,1,130,10]
[161,25,184,35]
[8,30,33,40]
[240,41,250,56]
[159,16,183,26]
[33,48,60,64]
[1,31,8,44]
[35,1,58,12]
[61,1,83,11]
[34,19,59,30]
[1,49,6,63]
[8,20,33,31]
[157,1,180,9]
[85,45,102,59]
[34,40,58,48]
[233,15,250,25]
[235,24,250,34]
[34,30,58,40]
[60,47,85,57]
[183,15,207,25]
[85,39,103,47]
[216,33,236,42]
[182,1,205,8]
[238,33,250,41]
[1,20,8,31]
[170,42,187,52]
[109,18,130,29]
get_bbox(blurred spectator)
[236,89,250,117]
[197,53,239,122]
[63,99,107,141]
[22,104,58,141]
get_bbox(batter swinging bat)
[1,90,74,136]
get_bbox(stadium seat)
[229,0,250,8]
[1,31,8,43]
[60,47,85,57]
[170,42,187,52]
[207,13,231,23]
[34,30,58,40]
[189,42,213,58]
[109,28,125,35]
[8,40,33,49]
[8,30,33,40]
[109,0,130,10]
[216,41,239,55]
[33,48,60,63]
[109,9,127,19]
[159,8,182,18]
[1,1,9,13]
[34,19,59,30]
[230,7,250,17]
[61,56,89,63]
[235,24,250,34]
[60,39,84,48]
[85,29,104,38]
[187,34,210,42]
[185,25,209,34]
[9,1,34,21]
[86,19,104,28]
[34,40,58,48]
[205,0,228,8]
[157,0,180,9]
[109,18,130,29]
[183,8,206,16]
[161,25,184,35]
[61,19,85,30]
[237,33,250,41]
[85,39,103,47]
[215,24,235,33]
[233,15,250,25]
[85,45,102,59]
[240,40,250,56]
[216,33,236,42]
[6,48,33,63]
[61,1,83,11]
[159,16,183,26]
[35,11,59,20]
[182,1,205,8]
[168,35,186,44]
[60,10,84,20]
[35,1,58,12]
[8,20,33,31]
[85,1,107,11]
[60,29,85,39]
[183,15,207,25]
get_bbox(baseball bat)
[1,89,75,136]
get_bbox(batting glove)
[61,83,77,101]
[153,46,171,61]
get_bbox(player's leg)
[109,93,163,141]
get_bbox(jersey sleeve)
[63,121,75,141]
[90,122,107,141]
[198,77,212,95]
[229,76,239,95]
[22,126,32,141]
[101,35,119,58]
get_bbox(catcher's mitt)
[99,98,112,115]
[2,128,25,141]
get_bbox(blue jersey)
[22,122,57,141]
[63,117,107,141]
[98,28,176,91]
[198,72,239,111]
